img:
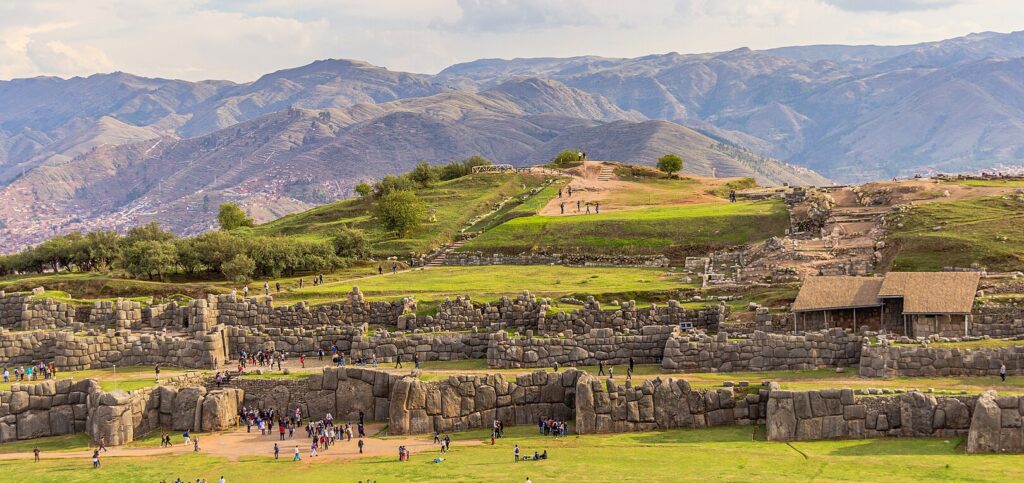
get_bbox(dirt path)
[0,424,477,463]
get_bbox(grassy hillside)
[459,200,789,258]
[253,172,550,256]
[887,195,1024,271]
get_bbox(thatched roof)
[792,276,884,312]
[878,272,980,314]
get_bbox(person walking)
[358,438,364,454]
[576,200,581,213]
[378,265,383,276]
[413,353,420,369]
[293,445,301,461]
[595,201,600,214]
[598,360,604,376]
[559,201,565,214]
[155,364,161,382]
[33,448,39,462]
[92,449,100,469]
[395,354,403,369]
[392,262,398,274]
[514,444,520,462]
[629,357,634,373]
[193,436,200,452]
[274,443,280,459]
[585,203,591,214]
[1000,363,1007,382]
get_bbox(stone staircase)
[425,235,475,267]
[597,165,614,181]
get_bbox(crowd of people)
[2,361,57,382]
[556,186,601,215]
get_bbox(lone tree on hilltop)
[218,202,255,230]
[657,153,683,177]
[374,190,425,237]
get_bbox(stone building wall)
[232,367,397,423]
[858,344,1024,378]
[661,329,863,372]
[486,326,676,368]
[573,374,769,434]
[0,292,33,328]
[766,389,975,442]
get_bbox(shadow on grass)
[800,437,964,457]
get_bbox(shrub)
[332,227,369,258]
[218,203,255,230]
[221,253,256,283]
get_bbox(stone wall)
[388,369,579,435]
[350,332,490,363]
[209,291,413,329]
[0,326,230,371]
[233,367,396,423]
[967,391,1024,453]
[487,326,676,368]
[0,372,238,446]
[858,344,1024,378]
[574,374,769,434]
[661,329,863,372]
[766,389,975,441]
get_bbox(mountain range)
[2,30,1024,250]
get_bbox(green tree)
[373,174,415,198]
[439,155,491,180]
[174,238,205,275]
[551,150,583,167]
[221,253,256,283]
[122,240,178,281]
[374,190,425,237]
[332,227,369,258]
[84,230,122,271]
[125,222,175,244]
[409,161,438,187]
[218,202,255,230]
[191,231,244,274]
[657,153,683,177]
[354,182,373,197]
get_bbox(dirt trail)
[0,424,476,463]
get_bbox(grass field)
[887,195,1024,271]
[254,173,550,256]
[275,265,696,309]
[4,425,1023,482]
[460,200,788,258]
[945,179,1024,188]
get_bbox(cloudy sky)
[1,0,1022,81]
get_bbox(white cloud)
[434,0,604,33]
[820,0,961,13]
[25,39,113,75]
[0,0,1021,81]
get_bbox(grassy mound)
[460,200,788,258]
[254,173,550,256]
[887,195,1024,271]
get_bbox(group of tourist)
[513,444,548,462]
[556,186,600,215]
[238,349,287,371]
[2,361,57,382]
[538,417,569,437]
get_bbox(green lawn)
[274,265,695,307]
[4,425,1024,482]
[944,179,1024,188]
[254,173,550,256]
[460,200,789,258]
[887,196,1024,271]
